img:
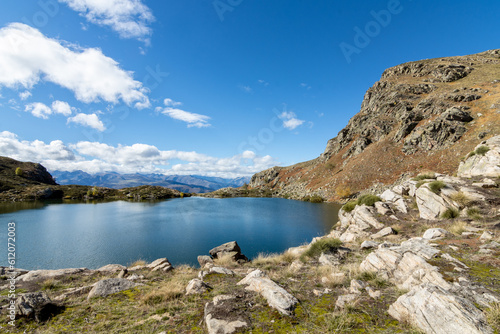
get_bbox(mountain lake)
[0,197,340,270]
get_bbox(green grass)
[428,181,445,194]
[440,207,459,219]
[301,238,343,260]
[466,207,482,220]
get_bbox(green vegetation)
[356,194,382,206]
[324,162,336,170]
[15,167,23,176]
[475,145,490,156]
[342,200,357,212]
[449,191,472,207]
[303,195,325,203]
[440,207,459,219]
[302,238,343,260]
[412,173,436,181]
[466,207,482,220]
[428,181,445,194]
[341,194,381,212]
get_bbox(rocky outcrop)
[388,284,493,334]
[247,50,500,201]
[208,241,249,263]
[186,279,212,295]
[458,136,500,177]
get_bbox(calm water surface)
[0,197,340,270]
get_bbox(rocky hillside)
[0,156,57,192]
[0,157,187,202]
[1,138,499,333]
[249,49,500,201]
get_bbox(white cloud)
[58,0,154,42]
[25,102,53,119]
[67,113,106,131]
[19,91,31,100]
[278,111,305,130]
[239,85,253,93]
[159,99,211,128]
[0,23,150,108]
[51,100,74,116]
[300,83,312,90]
[163,98,182,107]
[25,100,75,119]
[257,79,269,87]
[0,132,277,177]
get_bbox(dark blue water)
[0,197,340,270]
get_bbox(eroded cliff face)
[249,50,500,200]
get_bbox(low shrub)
[335,184,353,199]
[475,145,490,156]
[356,194,381,207]
[486,303,500,332]
[302,238,342,259]
[428,181,445,194]
[342,200,357,213]
[309,195,325,203]
[441,207,459,219]
[15,167,23,176]
[412,173,436,181]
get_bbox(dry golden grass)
[486,303,500,332]
[129,259,147,267]
[448,220,468,235]
[449,191,472,208]
[213,253,237,267]
[252,250,299,266]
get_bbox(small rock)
[319,253,341,266]
[209,241,241,259]
[117,269,128,278]
[204,295,249,334]
[361,240,380,249]
[371,227,396,239]
[480,231,494,242]
[365,286,381,299]
[198,255,214,268]
[423,228,450,240]
[335,294,358,309]
[480,241,500,249]
[97,264,127,273]
[313,288,332,297]
[289,260,303,272]
[199,267,235,280]
[147,258,173,272]
[350,279,367,294]
[186,279,212,295]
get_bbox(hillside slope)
[249,49,500,201]
[0,156,57,192]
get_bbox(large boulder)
[147,258,173,272]
[204,295,249,334]
[15,292,61,322]
[186,279,212,295]
[388,284,493,334]
[209,241,249,263]
[458,136,500,177]
[87,278,139,299]
[415,183,457,220]
[380,189,408,213]
[238,269,298,316]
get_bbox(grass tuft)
[342,200,357,212]
[356,194,382,206]
[412,173,436,181]
[448,220,467,235]
[440,207,459,219]
[475,145,490,156]
[466,207,482,220]
[301,238,342,260]
[486,303,500,332]
[449,191,472,207]
[428,181,445,194]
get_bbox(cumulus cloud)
[278,111,305,130]
[19,91,31,100]
[0,132,277,177]
[0,23,150,108]
[25,100,75,119]
[239,85,253,93]
[67,113,106,131]
[158,99,211,128]
[58,0,154,42]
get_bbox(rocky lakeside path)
[0,138,499,333]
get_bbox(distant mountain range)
[50,170,250,193]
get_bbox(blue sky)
[0,0,498,177]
